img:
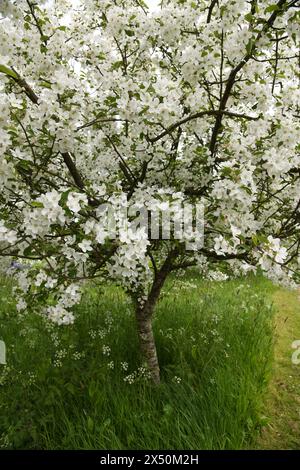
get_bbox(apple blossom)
[0,0,299,383]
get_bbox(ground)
[0,273,299,449]
[257,288,300,449]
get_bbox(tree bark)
[134,247,180,384]
[135,301,160,385]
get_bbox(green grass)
[0,273,276,450]
[257,287,300,449]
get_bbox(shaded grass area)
[257,288,300,449]
[0,274,275,449]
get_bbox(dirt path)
[257,288,300,449]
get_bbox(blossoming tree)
[0,0,299,383]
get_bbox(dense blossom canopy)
[0,0,299,325]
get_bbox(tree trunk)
[134,247,180,384]
[135,302,160,385]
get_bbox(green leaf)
[40,80,52,89]
[59,189,72,208]
[0,64,18,80]
[104,95,117,107]
[31,201,44,208]
[111,61,124,71]
[245,13,254,23]
[246,39,255,55]
[23,246,34,257]
[15,159,33,174]
[125,29,135,37]
[135,0,148,9]
[40,43,48,54]
[265,4,279,14]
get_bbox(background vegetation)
[0,273,280,449]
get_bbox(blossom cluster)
[0,0,299,324]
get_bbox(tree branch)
[148,110,260,144]
[207,0,219,24]
[76,117,125,132]
[11,69,39,104]
[26,0,47,43]
[209,0,291,156]
[61,152,85,190]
